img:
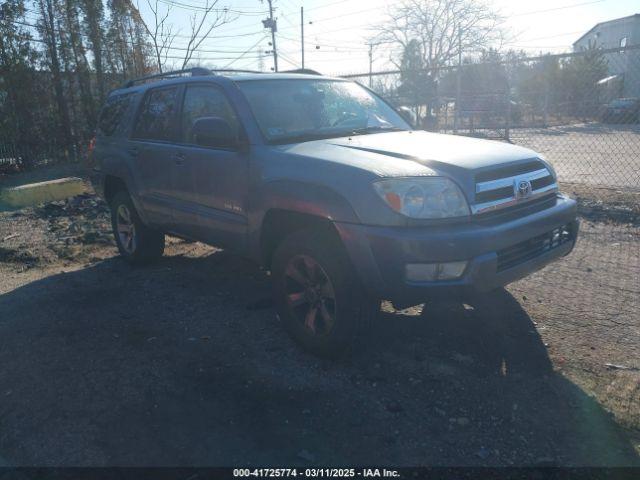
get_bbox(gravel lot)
[0,194,638,467]
[511,123,640,190]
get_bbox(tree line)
[0,0,232,153]
[0,0,155,149]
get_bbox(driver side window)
[181,85,239,145]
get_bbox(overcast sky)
[136,0,639,74]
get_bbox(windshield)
[237,79,411,143]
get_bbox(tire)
[271,227,379,357]
[110,190,165,265]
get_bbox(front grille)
[475,160,544,182]
[496,224,574,272]
[475,193,557,223]
[473,159,558,215]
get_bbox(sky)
[135,0,640,74]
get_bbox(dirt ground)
[0,193,639,467]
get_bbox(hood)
[280,130,540,178]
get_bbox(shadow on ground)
[0,250,638,466]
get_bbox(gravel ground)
[0,194,639,467]
[511,123,640,190]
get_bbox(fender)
[98,159,151,226]
[246,179,361,262]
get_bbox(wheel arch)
[103,174,128,205]
[251,179,361,268]
[259,209,342,269]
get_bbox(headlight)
[538,154,557,180]
[373,177,470,219]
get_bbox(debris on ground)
[605,363,639,372]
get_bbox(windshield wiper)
[270,131,347,145]
[269,126,405,145]
[348,126,405,136]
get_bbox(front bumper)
[335,194,579,306]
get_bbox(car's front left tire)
[271,227,379,358]
[110,190,165,264]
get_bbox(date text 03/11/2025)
[232,468,401,478]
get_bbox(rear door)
[129,85,182,226]
[171,83,249,249]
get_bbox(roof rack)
[122,67,263,88]
[281,68,322,75]
[123,67,210,88]
[209,69,263,74]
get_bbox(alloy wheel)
[116,204,137,254]
[284,254,337,336]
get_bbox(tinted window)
[181,85,238,144]
[97,93,132,136]
[133,87,178,141]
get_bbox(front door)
[171,83,249,249]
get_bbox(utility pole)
[262,0,278,71]
[300,6,304,69]
[454,28,462,132]
[368,43,374,88]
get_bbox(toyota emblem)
[516,179,532,198]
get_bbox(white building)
[573,14,640,98]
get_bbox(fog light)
[405,261,468,282]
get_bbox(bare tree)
[374,0,506,70]
[138,0,236,73]
[138,0,175,73]
[180,1,236,69]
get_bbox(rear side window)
[132,87,179,141]
[97,93,133,136]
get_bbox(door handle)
[173,153,186,166]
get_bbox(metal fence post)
[543,76,549,127]
[454,64,461,133]
[505,86,511,142]
[454,29,462,133]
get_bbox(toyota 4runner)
[91,68,579,356]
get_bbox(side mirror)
[192,116,237,148]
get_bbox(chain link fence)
[341,45,640,196]
[3,46,639,200]
[0,143,83,176]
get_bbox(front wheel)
[271,228,379,357]
[110,191,165,264]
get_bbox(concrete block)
[0,177,86,210]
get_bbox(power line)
[19,8,266,40]
[222,35,267,68]
[511,0,604,17]
[6,17,268,53]
[156,0,268,15]
[4,31,265,61]
[277,50,300,68]
[273,0,611,40]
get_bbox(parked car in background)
[601,98,640,123]
[91,68,579,357]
